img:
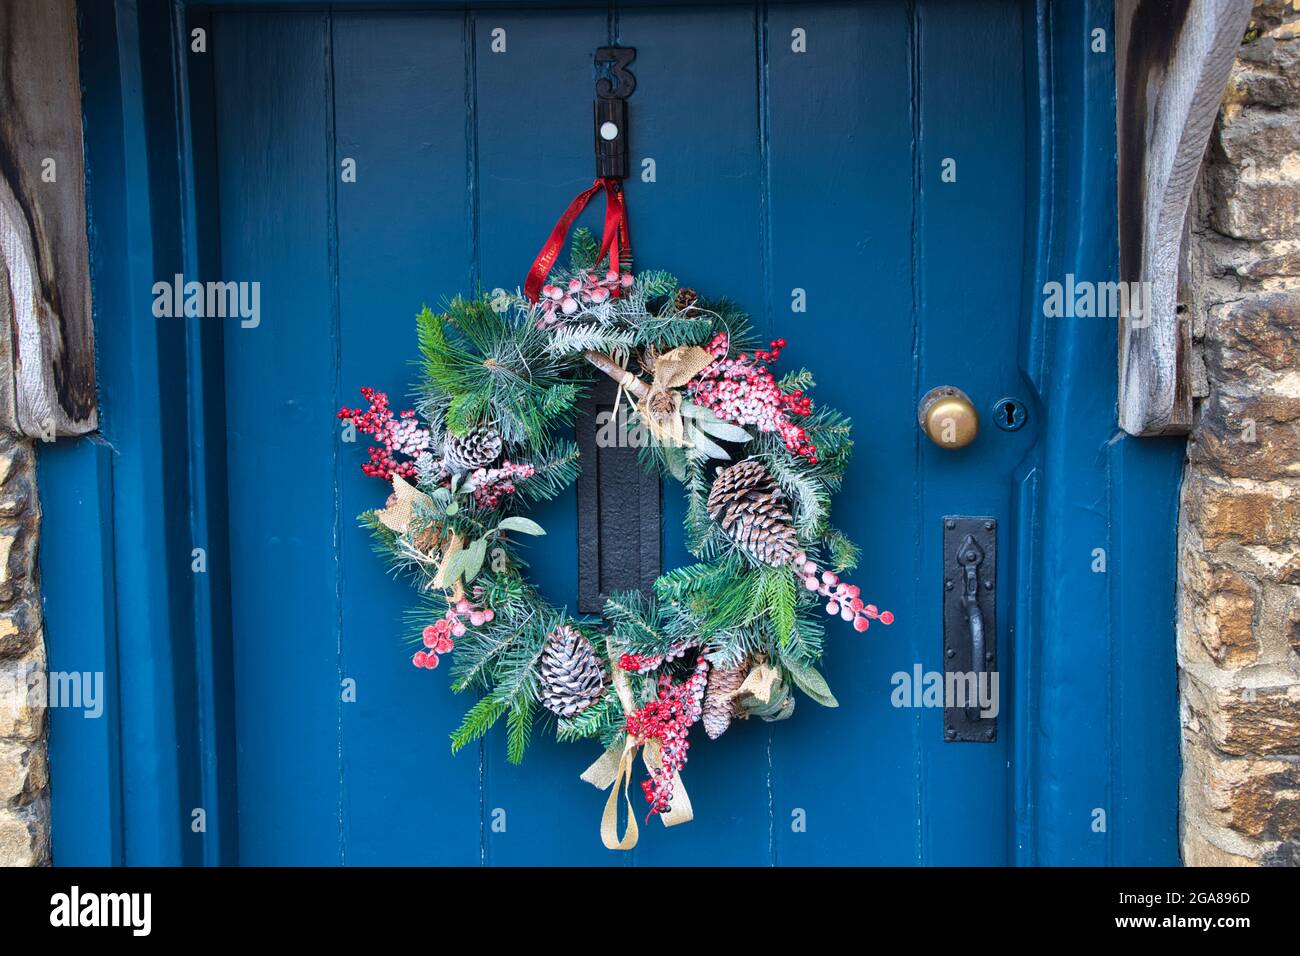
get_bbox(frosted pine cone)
[706,459,801,566]
[702,657,748,740]
[539,625,606,717]
[443,425,502,472]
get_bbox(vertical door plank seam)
[462,8,487,868]
[323,10,347,867]
[753,0,778,868]
[907,0,926,868]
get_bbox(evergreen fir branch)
[489,616,549,703]
[629,316,713,349]
[447,390,489,437]
[545,326,636,358]
[556,693,622,744]
[516,437,581,503]
[450,696,507,755]
[824,526,861,572]
[446,621,515,694]
[781,602,826,667]
[709,299,759,353]
[764,567,798,645]
[683,456,726,557]
[778,368,816,392]
[762,447,830,537]
[634,269,677,299]
[506,694,535,765]
[603,590,666,653]
[569,227,600,272]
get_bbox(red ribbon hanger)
[523,177,631,304]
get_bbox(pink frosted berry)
[426,652,440,669]
[482,609,495,623]
[840,605,854,622]
[803,561,817,575]
[455,599,471,615]
[853,616,870,633]
[469,611,485,627]
[804,575,820,591]
[822,571,839,586]
[451,622,466,638]
[422,625,439,647]
[880,611,895,626]
[826,601,840,615]
[434,636,454,655]
[413,650,429,668]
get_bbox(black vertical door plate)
[943,516,998,742]
[576,377,661,612]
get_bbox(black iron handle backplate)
[594,47,636,179]
[943,517,998,743]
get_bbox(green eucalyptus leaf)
[661,445,687,482]
[679,401,719,424]
[445,500,459,516]
[687,425,731,461]
[696,419,753,443]
[784,660,839,708]
[461,537,488,584]
[497,516,546,536]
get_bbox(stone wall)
[1179,0,1300,866]
[0,434,48,865]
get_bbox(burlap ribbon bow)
[636,345,715,446]
[580,652,693,850]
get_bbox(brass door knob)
[919,386,979,449]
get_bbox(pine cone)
[706,459,800,566]
[674,287,699,313]
[444,425,502,472]
[702,657,748,739]
[539,625,606,717]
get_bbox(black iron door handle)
[959,534,986,676]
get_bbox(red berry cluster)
[411,598,495,670]
[689,333,818,462]
[337,387,432,481]
[618,653,659,674]
[470,461,537,509]
[624,656,709,817]
[794,550,894,633]
[617,640,694,675]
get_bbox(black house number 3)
[595,47,637,99]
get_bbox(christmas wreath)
[338,228,891,848]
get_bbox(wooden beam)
[0,0,97,439]
[1115,0,1252,437]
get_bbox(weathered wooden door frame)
[39,0,1184,865]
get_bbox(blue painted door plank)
[914,0,1028,865]
[37,439,124,866]
[71,0,205,866]
[212,11,344,865]
[470,7,623,867]
[1018,0,1184,866]
[332,10,483,866]
[763,0,921,866]
[174,0,242,867]
[616,1,774,867]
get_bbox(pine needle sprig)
[450,696,508,755]
[505,694,535,765]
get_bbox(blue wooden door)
[175,0,1161,866]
